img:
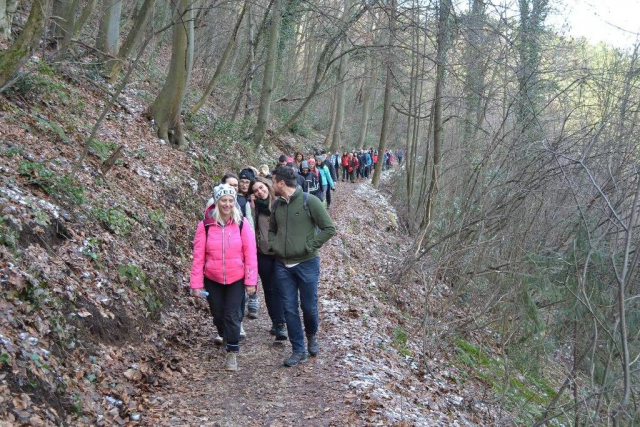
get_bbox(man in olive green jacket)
[269,166,336,367]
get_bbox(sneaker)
[224,352,238,371]
[307,334,319,356]
[275,323,288,341]
[239,322,246,340]
[247,308,258,319]
[283,352,307,367]
[269,324,277,336]
[213,335,224,345]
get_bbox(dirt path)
[143,182,370,426]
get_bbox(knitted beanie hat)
[238,168,256,182]
[213,183,237,204]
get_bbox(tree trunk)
[357,46,373,150]
[516,0,548,141]
[251,0,282,146]
[420,0,451,230]
[96,0,122,56]
[461,0,487,148]
[329,0,351,153]
[0,0,51,90]
[242,1,254,123]
[371,0,396,189]
[329,43,348,152]
[405,12,417,202]
[150,0,194,150]
[50,0,70,40]
[72,0,98,39]
[324,90,338,147]
[108,0,156,83]
[0,0,11,42]
[191,1,246,114]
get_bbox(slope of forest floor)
[0,60,511,426]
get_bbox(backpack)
[302,172,320,194]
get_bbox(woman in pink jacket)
[190,183,257,371]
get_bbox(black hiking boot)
[269,324,277,336]
[307,334,319,357]
[274,323,288,341]
[283,352,307,367]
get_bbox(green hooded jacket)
[268,186,336,264]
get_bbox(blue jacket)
[318,166,334,190]
[365,153,372,166]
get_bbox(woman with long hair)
[294,152,304,173]
[251,177,287,342]
[190,183,257,371]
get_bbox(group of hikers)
[188,148,402,371]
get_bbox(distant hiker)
[341,152,349,182]
[364,150,372,179]
[299,160,321,196]
[307,158,325,201]
[294,152,304,172]
[268,166,336,366]
[396,149,403,165]
[258,164,271,179]
[190,183,257,371]
[316,154,335,209]
[348,153,358,183]
[330,151,341,176]
[320,152,337,209]
[251,177,287,343]
[237,168,260,321]
[356,150,366,180]
[237,169,256,228]
[277,155,287,168]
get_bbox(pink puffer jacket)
[190,206,257,289]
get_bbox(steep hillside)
[0,60,312,425]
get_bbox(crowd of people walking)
[189,148,401,370]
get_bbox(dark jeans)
[342,166,348,180]
[276,257,320,353]
[258,253,285,324]
[205,278,245,352]
[325,185,332,207]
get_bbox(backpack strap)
[302,192,311,218]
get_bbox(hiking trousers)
[325,186,332,207]
[205,278,245,353]
[257,253,285,325]
[276,257,320,354]
[342,167,348,181]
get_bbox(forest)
[0,0,639,425]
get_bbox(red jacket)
[348,157,358,172]
[190,204,257,288]
[341,155,349,167]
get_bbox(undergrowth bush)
[19,162,85,204]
